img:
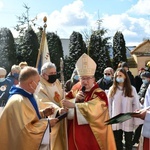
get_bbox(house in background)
[130,40,150,74]
[61,38,70,56]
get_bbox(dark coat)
[127,70,135,87]
[134,75,143,93]
[65,79,79,92]
[97,77,113,91]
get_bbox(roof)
[130,40,150,55]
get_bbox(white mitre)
[75,53,96,76]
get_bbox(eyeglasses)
[80,77,93,80]
[45,72,56,76]
[104,73,111,76]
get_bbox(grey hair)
[104,67,114,75]
[41,62,56,74]
[11,65,21,72]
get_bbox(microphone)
[81,86,86,93]
[76,86,86,103]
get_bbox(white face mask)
[30,81,41,94]
[0,78,5,82]
[34,83,41,95]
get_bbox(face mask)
[142,79,149,85]
[104,75,112,81]
[116,77,124,83]
[31,81,41,94]
[34,83,41,95]
[13,73,19,79]
[48,75,57,84]
[0,78,5,82]
[74,75,79,81]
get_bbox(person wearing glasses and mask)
[0,66,58,150]
[97,67,114,94]
[62,53,116,150]
[35,62,68,150]
[36,62,63,106]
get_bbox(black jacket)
[97,77,113,91]
[127,70,135,86]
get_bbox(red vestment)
[66,83,116,150]
[143,137,150,150]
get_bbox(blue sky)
[0,0,150,46]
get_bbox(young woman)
[108,68,143,150]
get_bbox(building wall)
[130,68,138,76]
[136,56,150,70]
[61,39,70,56]
[131,40,150,73]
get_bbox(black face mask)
[47,74,57,83]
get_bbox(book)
[56,112,68,122]
[105,112,140,125]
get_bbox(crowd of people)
[0,56,150,150]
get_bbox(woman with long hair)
[108,68,143,150]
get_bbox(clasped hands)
[62,91,85,108]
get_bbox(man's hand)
[75,91,85,103]
[42,107,55,117]
[132,109,147,120]
[49,118,59,127]
[59,107,68,115]
[62,100,75,108]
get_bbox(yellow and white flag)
[36,30,50,73]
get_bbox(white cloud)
[0,1,3,9]
[36,0,94,38]
[10,27,19,38]
[10,0,150,46]
[127,0,150,15]
[102,13,150,46]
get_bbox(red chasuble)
[66,83,116,150]
[143,137,150,150]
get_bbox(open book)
[105,112,140,125]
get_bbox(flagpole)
[36,16,47,68]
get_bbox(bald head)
[19,66,40,93]
[19,67,38,82]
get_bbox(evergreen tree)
[67,31,87,79]
[88,20,111,80]
[113,31,127,70]
[89,33,106,80]
[0,28,16,72]
[64,55,72,81]
[46,32,64,77]
[16,27,39,66]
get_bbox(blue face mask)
[104,75,112,81]
[142,79,149,85]
[116,77,124,83]
[13,73,19,79]
[74,75,79,81]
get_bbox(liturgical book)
[105,112,140,125]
